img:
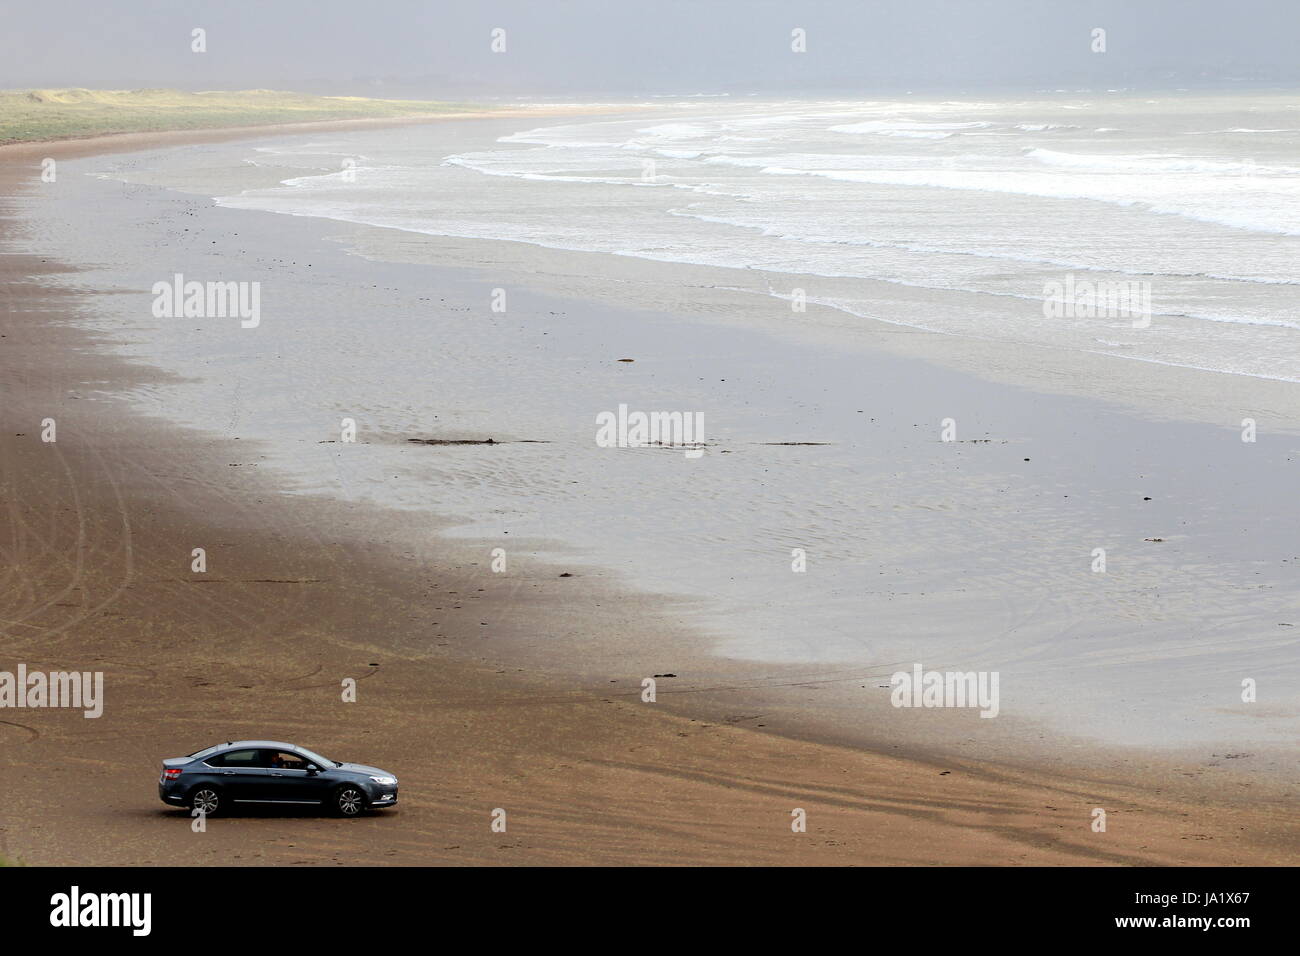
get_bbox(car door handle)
[270,772,284,777]
[219,771,236,775]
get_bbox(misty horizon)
[4,0,1299,98]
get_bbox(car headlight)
[369,776,397,786]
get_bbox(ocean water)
[218,93,1300,381]
[38,94,1300,753]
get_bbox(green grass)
[0,854,24,866]
[0,88,487,145]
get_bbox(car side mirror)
[305,764,320,774]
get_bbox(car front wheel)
[333,786,366,817]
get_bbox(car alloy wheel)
[191,788,220,815]
[336,787,364,816]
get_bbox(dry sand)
[0,120,1294,866]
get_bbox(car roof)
[216,740,302,751]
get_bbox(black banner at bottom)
[0,865,1286,940]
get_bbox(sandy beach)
[1,114,1296,867]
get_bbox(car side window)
[208,748,262,768]
[266,750,310,771]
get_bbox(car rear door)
[207,748,272,802]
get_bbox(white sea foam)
[212,97,1300,384]
[828,120,992,135]
[1025,147,1300,175]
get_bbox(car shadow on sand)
[153,805,398,820]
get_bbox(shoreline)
[1,118,1295,866]
[0,103,629,159]
[89,116,1297,762]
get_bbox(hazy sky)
[3,0,1298,97]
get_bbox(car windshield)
[186,744,224,760]
[294,745,338,768]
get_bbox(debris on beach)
[407,437,497,445]
[405,437,552,445]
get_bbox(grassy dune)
[0,88,486,144]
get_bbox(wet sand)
[0,122,1295,866]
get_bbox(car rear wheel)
[190,787,222,817]
[333,785,366,817]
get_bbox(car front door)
[263,750,331,804]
